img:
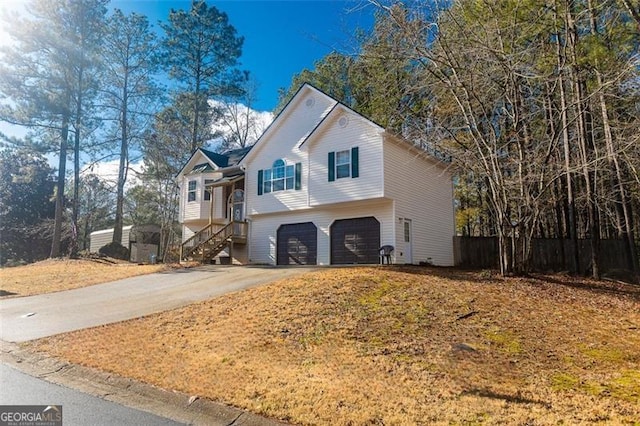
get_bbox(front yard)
[29,267,640,424]
[0,258,167,297]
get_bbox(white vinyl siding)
[246,88,335,215]
[248,199,394,265]
[383,137,454,266]
[308,111,383,206]
[180,171,222,224]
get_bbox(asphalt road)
[0,265,312,342]
[0,364,184,426]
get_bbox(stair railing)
[180,221,247,261]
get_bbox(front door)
[403,219,413,264]
[229,189,245,235]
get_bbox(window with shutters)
[258,159,302,195]
[336,150,350,179]
[328,147,359,182]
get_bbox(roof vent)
[338,116,349,128]
[305,97,315,108]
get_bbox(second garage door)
[330,217,380,264]
[277,222,317,265]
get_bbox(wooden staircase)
[180,221,247,263]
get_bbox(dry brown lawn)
[31,267,640,425]
[0,258,167,297]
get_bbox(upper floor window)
[335,150,351,179]
[203,179,215,201]
[187,180,197,202]
[258,159,302,195]
[328,147,359,182]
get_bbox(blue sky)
[0,0,375,153]
[113,0,376,112]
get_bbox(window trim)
[329,147,359,182]
[259,159,300,195]
[187,180,197,202]
[335,149,351,179]
[203,179,215,201]
[404,221,411,243]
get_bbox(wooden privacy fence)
[453,237,635,273]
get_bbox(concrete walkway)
[0,265,312,342]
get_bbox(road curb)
[0,340,288,426]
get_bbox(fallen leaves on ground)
[31,267,640,425]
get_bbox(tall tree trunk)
[588,0,639,273]
[191,72,201,152]
[567,0,600,278]
[50,113,70,258]
[554,5,580,273]
[113,77,129,246]
[554,178,567,267]
[544,81,568,267]
[71,73,83,258]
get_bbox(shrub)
[98,242,130,261]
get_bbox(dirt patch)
[0,258,167,297]
[30,267,640,424]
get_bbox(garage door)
[330,217,380,264]
[277,222,317,265]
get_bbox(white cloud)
[81,159,144,190]
[209,100,273,149]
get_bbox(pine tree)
[0,0,107,258]
[160,0,244,152]
[102,9,161,245]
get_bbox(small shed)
[128,224,161,263]
[89,225,133,253]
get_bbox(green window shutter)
[257,170,263,195]
[351,146,359,178]
[295,162,302,190]
[328,152,335,182]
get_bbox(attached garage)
[277,222,318,265]
[330,217,380,264]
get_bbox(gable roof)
[199,146,252,168]
[242,83,447,168]
[199,148,229,167]
[223,146,252,167]
[179,83,449,174]
[241,83,333,164]
[177,145,254,178]
[298,102,384,149]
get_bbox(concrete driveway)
[0,265,312,343]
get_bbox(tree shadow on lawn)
[460,388,552,409]
[385,265,640,303]
[527,274,640,302]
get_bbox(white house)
[177,84,455,266]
